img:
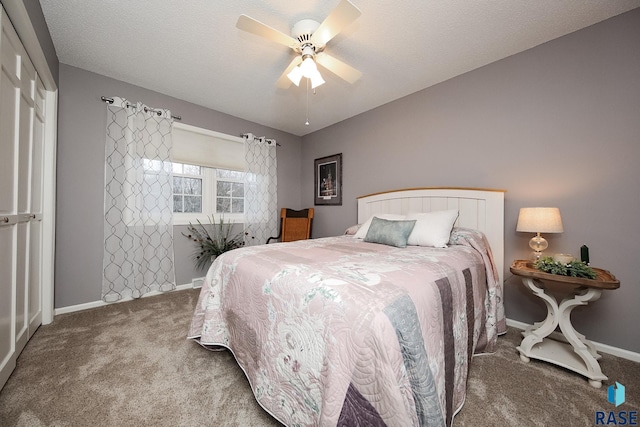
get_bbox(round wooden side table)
[510,260,620,388]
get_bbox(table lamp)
[516,207,564,261]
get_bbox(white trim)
[41,89,57,325]
[506,318,640,363]
[53,283,194,316]
[191,277,205,289]
[173,213,245,227]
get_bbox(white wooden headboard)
[357,187,505,284]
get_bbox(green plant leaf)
[181,215,245,270]
[534,256,596,279]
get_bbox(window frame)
[172,162,204,218]
[171,163,246,226]
[214,169,246,218]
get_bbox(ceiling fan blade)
[237,14,298,49]
[310,0,361,48]
[276,56,303,89]
[316,52,362,84]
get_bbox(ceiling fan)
[236,0,363,89]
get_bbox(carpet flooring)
[0,288,638,426]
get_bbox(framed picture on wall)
[314,153,342,206]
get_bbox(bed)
[188,187,506,426]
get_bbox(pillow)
[406,209,459,248]
[344,224,361,235]
[363,217,417,248]
[354,214,406,239]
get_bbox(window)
[215,169,244,214]
[170,123,246,225]
[170,162,245,225]
[172,163,203,213]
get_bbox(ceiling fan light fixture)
[237,1,362,90]
[310,69,325,89]
[287,50,325,88]
[287,66,303,86]
[299,56,317,78]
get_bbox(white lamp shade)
[287,66,303,86]
[516,207,564,233]
[309,69,325,89]
[287,57,325,89]
[299,57,317,77]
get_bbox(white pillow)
[353,214,406,239]
[406,210,459,248]
[344,224,361,235]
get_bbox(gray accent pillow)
[363,217,417,248]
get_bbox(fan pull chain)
[305,79,310,126]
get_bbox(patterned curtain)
[243,133,278,246]
[102,97,176,302]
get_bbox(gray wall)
[55,64,302,307]
[301,9,640,353]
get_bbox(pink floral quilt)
[188,228,505,426]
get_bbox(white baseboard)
[54,283,194,316]
[506,318,640,363]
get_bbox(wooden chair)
[267,208,314,243]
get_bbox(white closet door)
[0,7,44,390]
[0,8,22,390]
[14,42,36,353]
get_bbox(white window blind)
[171,123,244,171]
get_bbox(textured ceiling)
[39,0,640,136]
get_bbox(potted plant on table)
[534,256,597,279]
[183,215,245,270]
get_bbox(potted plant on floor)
[183,215,245,270]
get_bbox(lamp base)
[529,233,548,261]
[530,251,544,262]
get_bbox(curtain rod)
[240,133,281,147]
[101,96,182,121]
